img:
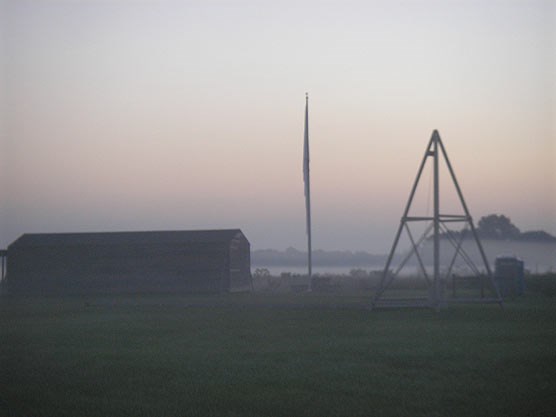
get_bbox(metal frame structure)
[372,130,503,310]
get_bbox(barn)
[6,229,251,295]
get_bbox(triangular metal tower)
[372,130,503,310]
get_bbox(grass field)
[2,284,556,417]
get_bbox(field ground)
[2,281,556,417]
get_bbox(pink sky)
[1,0,554,252]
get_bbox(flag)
[303,93,312,280]
[303,93,311,236]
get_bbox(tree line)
[252,214,555,266]
[444,214,556,242]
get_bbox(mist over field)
[252,240,556,274]
[414,239,556,274]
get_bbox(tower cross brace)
[372,130,503,310]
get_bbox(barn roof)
[9,229,246,248]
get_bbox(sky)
[1,0,555,253]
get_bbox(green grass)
[1,291,556,417]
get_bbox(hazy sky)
[1,0,555,252]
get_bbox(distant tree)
[349,268,368,278]
[517,230,556,242]
[477,214,521,240]
[253,268,271,278]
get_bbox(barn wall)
[229,233,252,291]
[7,242,230,294]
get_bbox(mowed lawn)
[1,291,556,417]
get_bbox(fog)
[413,239,556,274]
[252,240,556,275]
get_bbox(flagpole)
[303,93,312,286]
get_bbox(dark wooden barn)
[6,229,251,295]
